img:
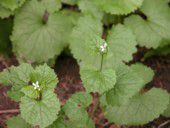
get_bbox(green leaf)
[40,0,61,13]
[94,0,144,15]
[106,64,144,106]
[78,0,103,20]
[0,18,13,55]
[61,0,79,5]
[0,69,11,85]
[104,88,169,125]
[63,92,92,116]
[80,67,116,94]
[107,24,137,65]
[30,64,58,90]
[159,40,170,48]
[21,86,39,99]
[0,0,26,11]
[70,16,103,68]
[131,63,154,85]
[0,5,13,18]
[7,90,24,102]
[102,13,116,26]
[0,63,33,101]
[47,117,67,128]
[144,45,170,59]
[67,119,95,128]
[7,115,31,128]
[60,10,81,25]
[59,10,81,47]
[20,90,61,128]
[8,63,34,90]
[125,0,170,48]
[63,92,95,128]
[163,95,170,117]
[0,63,33,90]
[11,0,75,63]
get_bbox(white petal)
[32,83,36,86]
[36,81,39,85]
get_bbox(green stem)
[100,54,104,71]
[37,91,42,101]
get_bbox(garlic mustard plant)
[0,0,169,128]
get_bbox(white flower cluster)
[100,42,107,53]
[32,81,41,91]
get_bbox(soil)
[0,48,170,128]
[0,56,18,128]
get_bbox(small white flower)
[32,81,41,91]
[100,42,107,52]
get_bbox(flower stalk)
[99,42,107,71]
